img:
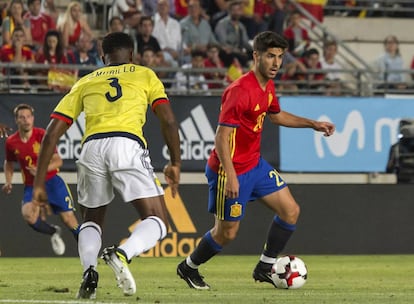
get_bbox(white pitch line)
[0,300,128,304]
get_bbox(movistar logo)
[314,110,400,158]
[163,104,215,161]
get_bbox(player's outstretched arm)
[269,111,335,136]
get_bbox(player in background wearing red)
[2,104,80,255]
[177,31,335,289]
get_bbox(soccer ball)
[271,255,308,289]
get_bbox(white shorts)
[76,137,164,208]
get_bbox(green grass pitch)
[0,255,413,303]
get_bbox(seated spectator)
[2,0,32,46]
[283,10,310,58]
[203,0,229,31]
[152,0,182,67]
[240,0,269,40]
[24,0,56,52]
[135,15,163,63]
[297,0,326,23]
[35,29,72,91]
[267,0,286,35]
[0,27,35,89]
[278,51,307,93]
[57,1,94,52]
[67,33,102,77]
[281,48,325,94]
[373,35,407,91]
[108,16,126,33]
[320,39,345,96]
[174,49,209,94]
[140,46,172,84]
[180,0,218,64]
[203,43,227,89]
[214,0,253,67]
[108,0,142,30]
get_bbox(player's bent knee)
[146,216,167,240]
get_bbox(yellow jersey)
[51,63,169,148]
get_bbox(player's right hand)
[2,183,12,194]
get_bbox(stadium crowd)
[0,0,412,95]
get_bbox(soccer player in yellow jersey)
[32,32,181,299]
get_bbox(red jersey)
[5,127,57,186]
[208,71,281,175]
[24,12,56,46]
[0,44,34,62]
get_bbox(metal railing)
[1,62,414,96]
[324,0,414,17]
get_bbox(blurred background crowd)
[0,0,413,95]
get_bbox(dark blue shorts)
[206,157,288,221]
[23,175,75,214]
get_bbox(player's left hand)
[315,121,335,137]
[32,186,48,207]
[26,166,37,176]
[163,163,180,198]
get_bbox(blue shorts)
[206,157,287,221]
[23,175,75,214]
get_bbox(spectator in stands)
[140,46,172,83]
[108,16,126,33]
[174,49,209,94]
[267,0,287,35]
[240,0,271,40]
[0,26,34,88]
[282,48,325,94]
[24,0,56,52]
[283,10,310,58]
[320,39,345,96]
[67,33,102,77]
[40,0,58,23]
[180,0,218,64]
[373,35,407,91]
[35,30,69,89]
[135,15,163,62]
[108,0,142,30]
[278,51,307,93]
[2,0,32,46]
[203,42,227,89]
[57,1,94,52]
[202,0,229,31]
[152,0,182,67]
[214,0,253,67]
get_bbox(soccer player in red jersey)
[2,104,80,255]
[177,31,335,289]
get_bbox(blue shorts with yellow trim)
[206,157,287,221]
[23,175,75,214]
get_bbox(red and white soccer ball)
[271,255,308,289]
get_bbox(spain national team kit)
[206,71,287,221]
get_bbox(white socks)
[119,216,167,260]
[78,221,102,272]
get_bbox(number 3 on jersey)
[105,77,123,102]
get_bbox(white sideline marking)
[0,300,127,304]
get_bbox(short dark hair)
[303,48,319,58]
[102,32,134,55]
[14,104,34,118]
[253,31,288,52]
[28,0,41,6]
[139,15,154,26]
